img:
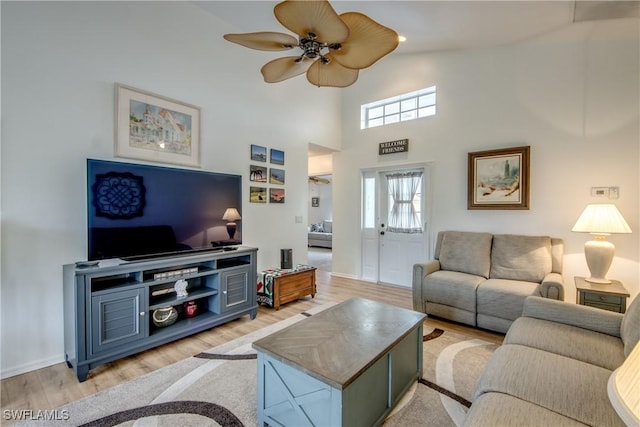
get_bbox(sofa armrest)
[539,272,564,300]
[522,296,622,337]
[412,260,440,312]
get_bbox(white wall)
[0,2,341,377]
[333,19,640,301]
[308,179,333,225]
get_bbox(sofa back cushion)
[437,231,492,278]
[323,220,333,233]
[621,295,640,357]
[490,234,552,283]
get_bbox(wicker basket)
[152,306,178,327]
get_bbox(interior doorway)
[308,174,333,272]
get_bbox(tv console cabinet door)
[90,287,147,356]
[220,267,251,314]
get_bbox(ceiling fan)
[309,176,331,184]
[223,0,399,88]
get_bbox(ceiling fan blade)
[261,56,314,83]
[223,32,298,51]
[274,0,349,43]
[330,12,399,70]
[306,55,358,87]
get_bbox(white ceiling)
[196,1,639,55]
[197,0,638,160]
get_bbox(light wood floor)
[1,270,504,418]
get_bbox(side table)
[574,276,630,313]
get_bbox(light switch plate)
[609,187,619,199]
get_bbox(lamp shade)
[572,204,631,234]
[222,208,241,222]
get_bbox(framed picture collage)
[249,144,285,204]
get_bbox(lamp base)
[584,276,613,284]
[226,222,237,240]
[584,238,614,285]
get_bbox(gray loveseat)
[464,295,640,426]
[412,231,564,333]
[308,220,332,248]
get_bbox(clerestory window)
[360,86,436,129]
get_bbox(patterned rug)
[21,305,497,426]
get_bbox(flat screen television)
[87,159,242,261]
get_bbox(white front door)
[360,167,429,287]
[378,168,427,287]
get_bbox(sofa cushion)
[310,222,324,232]
[308,232,331,241]
[322,220,333,233]
[620,294,640,357]
[473,345,625,427]
[505,317,625,371]
[477,278,540,322]
[490,234,552,283]
[438,231,492,278]
[464,393,588,427]
[424,270,484,312]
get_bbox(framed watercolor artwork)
[115,84,200,167]
[468,146,530,210]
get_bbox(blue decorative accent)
[92,172,145,219]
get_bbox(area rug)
[23,306,498,427]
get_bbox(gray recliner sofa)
[464,295,640,426]
[308,220,332,248]
[412,231,564,333]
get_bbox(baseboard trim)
[1,355,63,379]
[329,272,358,280]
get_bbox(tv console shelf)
[63,247,258,382]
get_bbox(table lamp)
[571,204,631,284]
[222,208,241,240]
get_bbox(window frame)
[361,86,436,130]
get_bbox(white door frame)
[360,162,432,284]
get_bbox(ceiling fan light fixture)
[330,12,399,70]
[262,56,313,83]
[223,32,299,51]
[223,1,398,87]
[274,0,350,44]
[307,54,358,88]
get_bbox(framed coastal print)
[468,146,530,210]
[270,148,284,165]
[115,84,200,167]
[251,145,267,162]
[250,165,267,182]
[269,168,285,185]
[269,188,285,203]
[250,186,267,203]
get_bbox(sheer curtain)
[386,171,423,233]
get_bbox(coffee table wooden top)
[252,297,426,389]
